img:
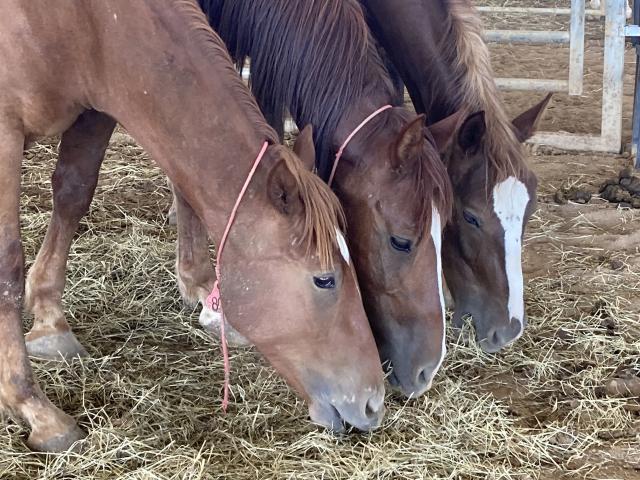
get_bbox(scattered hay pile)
[1,135,638,479]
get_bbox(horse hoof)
[27,418,86,453]
[198,306,252,347]
[26,331,89,361]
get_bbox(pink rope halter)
[327,105,393,186]
[205,141,269,412]
[207,106,390,410]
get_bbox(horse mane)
[176,2,343,268]
[175,0,278,144]
[196,0,448,232]
[199,0,397,180]
[439,0,526,180]
[276,146,347,270]
[417,145,453,227]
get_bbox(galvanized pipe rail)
[481,0,585,95]
[480,0,626,153]
[477,6,602,16]
[628,0,640,166]
[484,30,570,44]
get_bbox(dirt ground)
[1,2,639,480]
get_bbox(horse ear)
[293,124,316,171]
[426,110,466,153]
[267,159,303,216]
[512,93,552,142]
[458,111,486,152]
[394,114,426,171]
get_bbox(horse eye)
[313,275,336,289]
[463,210,480,228]
[390,236,412,253]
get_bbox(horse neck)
[362,0,461,122]
[89,0,275,237]
[331,83,396,157]
[208,0,398,180]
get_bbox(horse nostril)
[485,319,524,351]
[510,317,524,336]
[364,387,385,420]
[414,367,435,392]
[365,401,375,418]
[491,329,501,346]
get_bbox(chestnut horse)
[360,0,551,352]
[0,0,385,452]
[196,0,463,398]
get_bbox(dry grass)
[2,131,638,480]
[3,2,639,478]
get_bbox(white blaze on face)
[429,207,446,381]
[492,177,529,336]
[335,228,350,265]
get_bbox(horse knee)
[52,183,93,219]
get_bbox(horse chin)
[477,338,504,354]
[308,395,384,433]
[452,306,493,349]
[453,306,522,353]
[386,370,431,399]
[451,307,471,330]
[308,401,346,433]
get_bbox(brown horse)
[194,0,463,398]
[0,0,385,452]
[361,0,551,353]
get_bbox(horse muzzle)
[308,384,385,432]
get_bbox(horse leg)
[173,191,250,346]
[0,125,84,452]
[25,111,116,360]
[166,178,178,226]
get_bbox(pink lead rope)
[206,140,269,412]
[327,105,393,186]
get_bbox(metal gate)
[478,0,626,153]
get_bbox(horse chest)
[17,92,85,140]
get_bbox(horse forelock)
[415,146,454,234]
[175,0,278,144]
[377,110,453,235]
[277,147,347,271]
[441,0,527,182]
[208,0,396,180]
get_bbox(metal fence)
[478,0,626,153]
[628,0,640,165]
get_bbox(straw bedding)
[2,129,638,479]
[3,0,640,478]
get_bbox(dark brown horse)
[361,0,551,352]
[0,0,385,452]
[194,0,463,398]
